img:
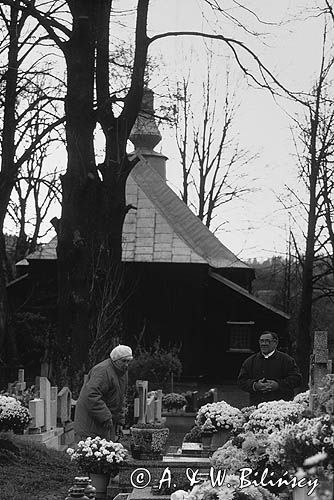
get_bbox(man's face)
[113,356,133,373]
[259,333,278,355]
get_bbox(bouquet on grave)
[267,414,334,473]
[243,400,304,435]
[67,436,128,474]
[0,395,31,433]
[195,401,245,434]
[171,474,279,500]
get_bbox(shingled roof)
[123,155,248,268]
[25,154,249,270]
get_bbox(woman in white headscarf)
[74,345,133,442]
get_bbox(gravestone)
[39,377,51,431]
[50,386,58,429]
[154,390,163,423]
[16,368,26,392]
[189,391,199,412]
[309,330,332,412]
[208,388,218,403]
[7,368,26,394]
[136,380,148,424]
[28,398,44,432]
[146,392,155,424]
[57,386,72,424]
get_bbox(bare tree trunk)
[55,0,149,379]
[0,4,20,356]
[296,96,322,387]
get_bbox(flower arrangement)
[267,414,334,472]
[174,475,279,500]
[293,390,310,409]
[316,375,334,416]
[67,436,128,474]
[195,401,245,434]
[243,400,304,435]
[0,395,31,433]
[210,441,249,473]
[0,386,37,409]
[163,393,187,411]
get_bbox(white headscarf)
[110,345,133,361]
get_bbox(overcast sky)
[5,0,329,262]
[147,0,327,260]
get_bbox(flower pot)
[90,473,110,498]
[201,430,231,450]
[201,434,213,448]
[211,429,231,449]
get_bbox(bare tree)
[0,0,293,380]
[287,28,334,385]
[0,2,65,363]
[171,58,257,230]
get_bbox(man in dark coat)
[74,345,133,442]
[237,331,301,406]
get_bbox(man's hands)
[254,378,279,393]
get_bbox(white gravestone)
[39,377,51,431]
[29,398,45,430]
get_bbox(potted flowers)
[67,436,128,496]
[130,422,169,460]
[0,395,31,434]
[195,401,244,449]
[243,399,305,435]
[162,393,187,412]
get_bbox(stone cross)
[136,380,148,424]
[309,330,332,412]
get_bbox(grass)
[0,432,78,500]
[0,427,186,500]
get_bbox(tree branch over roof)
[149,30,305,104]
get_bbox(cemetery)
[0,330,334,500]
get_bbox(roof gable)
[123,154,249,268]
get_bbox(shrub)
[162,393,187,411]
[128,338,182,390]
